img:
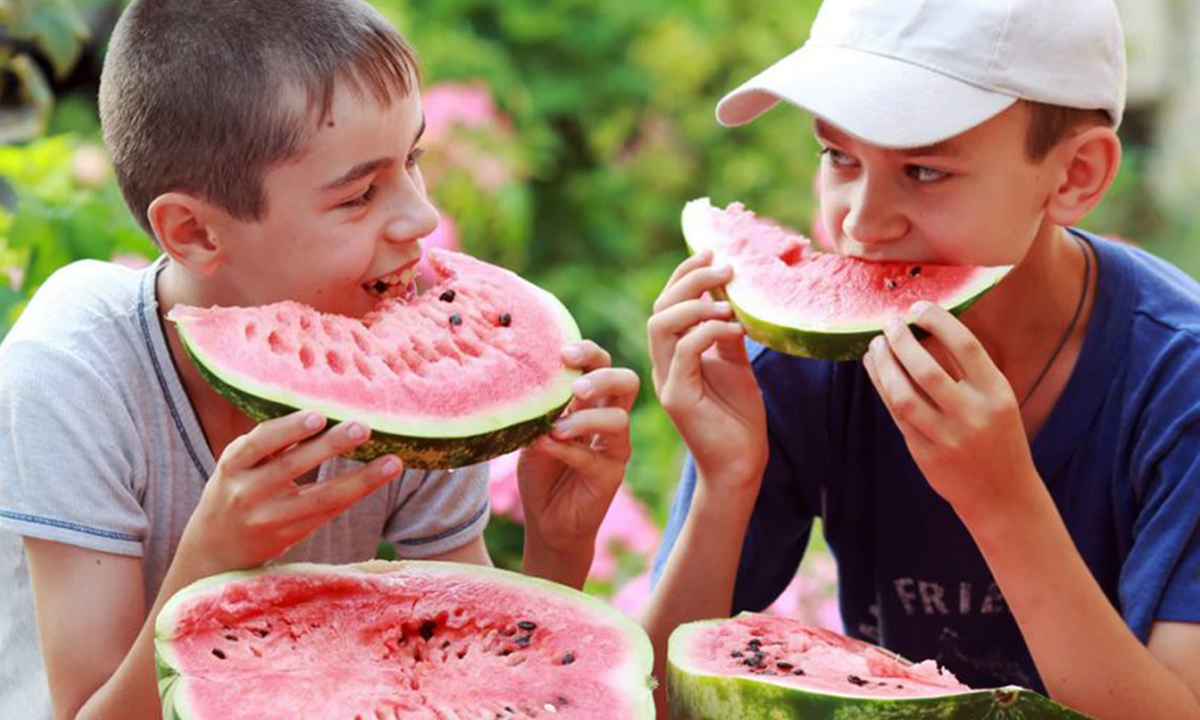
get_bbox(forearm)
[74,547,222,720]
[522,534,594,590]
[641,479,758,720]
[963,477,1200,720]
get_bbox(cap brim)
[717,45,1018,148]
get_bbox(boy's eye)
[340,183,378,208]
[906,165,949,183]
[820,147,856,168]
[406,147,425,170]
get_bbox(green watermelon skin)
[184,341,567,469]
[667,664,1093,720]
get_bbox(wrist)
[522,535,593,589]
[954,466,1053,549]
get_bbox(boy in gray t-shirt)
[0,2,639,719]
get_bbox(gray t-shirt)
[0,258,491,718]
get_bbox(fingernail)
[347,422,368,442]
[911,300,933,314]
[304,412,324,430]
[573,377,592,397]
[552,418,574,438]
[715,301,733,314]
[871,336,886,353]
[715,263,733,275]
[381,458,401,476]
[562,345,582,362]
[885,317,903,335]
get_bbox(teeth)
[365,265,419,296]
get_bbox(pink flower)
[590,485,660,582]
[422,208,461,252]
[422,82,506,144]
[612,571,654,618]
[6,266,22,290]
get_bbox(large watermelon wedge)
[155,561,656,720]
[168,249,580,468]
[668,613,1094,720]
[681,198,1013,360]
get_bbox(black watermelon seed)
[910,266,923,277]
[885,279,898,290]
[499,649,512,657]
[449,313,462,326]
[505,707,514,714]
[441,640,451,649]
[419,620,437,641]
[212,649,226,659]
[776,662,793,671]
[792,668,806,676]
[224,634,238,642]
[730,651,743,658]
[515,636,531,647]
[557,696,569,706]
[747,638,762,649]
[439,290,456,302]
[499,313,512,327]
[847,675,868,686]
[517,621,537,631]
[561,652,575,665]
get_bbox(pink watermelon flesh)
[684,614,969,698]
[168,249,573,426]
[164,568,641,719]
[696,201,997,326]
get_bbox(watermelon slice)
[155,561,655,720]
[168,249,580,468]
[668,613,1094,719]
[681,198,1013,360]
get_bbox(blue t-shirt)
[653,231,1200,692]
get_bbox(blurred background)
[2,0,1197,629]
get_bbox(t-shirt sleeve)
[383,463,490,558]
[0,339,147,556]
[1119,415,1200,639]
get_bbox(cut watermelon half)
[668,613,1094,719]
[681,198,1013,360]
[168,249,581,468]
[155,561,656,720]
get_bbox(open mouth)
[363,263,419,301]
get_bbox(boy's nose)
[841,180,908,248]
[383,195,439,245]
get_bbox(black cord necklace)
[1018,235,1091,409]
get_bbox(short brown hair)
[99,0,420,239]
[1025,101,1113,161]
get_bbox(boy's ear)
[1045,127,1122,227]
[147,193,226,277]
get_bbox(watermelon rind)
[667,618,1096,720]
[155,560,656,720]
[681,198,1012,361]
[171,284,582,469]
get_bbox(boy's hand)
[648,250,767,490]
[177,412,402,577]
[518,341,639,563]
[862,301,1037,520]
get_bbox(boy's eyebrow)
[813,119,963,158]
[320,116,427,191]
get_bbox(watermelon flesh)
[668,613,1094,720]
[168,249,580,467]
[156,562,655,720]
[682,198,1013,360]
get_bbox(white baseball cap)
[716,0,1127,147]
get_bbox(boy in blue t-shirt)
[644,1,1200,718]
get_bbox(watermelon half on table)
[155,561,656,720]
[167,249,581,469]
[681,198,1013,360]
[668,613,1095,720]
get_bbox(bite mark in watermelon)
[668,613,1095,719]
[155,561,656,720]
[168,249,581,468]
[681,198,1013,360]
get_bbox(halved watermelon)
[155,561,656,720]
[668,613,1093,719]
[681,198,1013,360]
[168,249,580,468]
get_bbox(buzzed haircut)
[99,0,419,239]
[1025,101,1113,161]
